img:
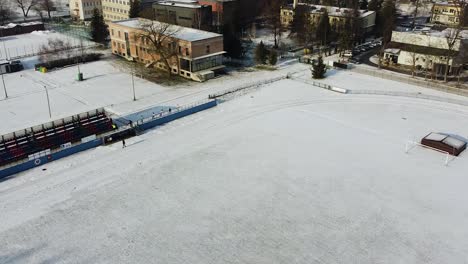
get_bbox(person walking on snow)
[122,139,126,148]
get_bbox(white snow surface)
[1,67,468,263]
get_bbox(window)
[185,48,189,56]
[111,29,114,36]
[206,45,210,53]
[179,46,182,54]
[118,31,121,37]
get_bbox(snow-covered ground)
[0,30,94,61]
[1,68,468,263]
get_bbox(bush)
[35,53,103,70]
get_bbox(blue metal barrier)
[0,139,103,180]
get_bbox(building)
[421,132,466,156]
[108,18,225,81]
[280,0,376,33]
[152,0,212,31]
[102,0,131,21]
[431,1,463,26]
[384,29,467,76]
[69,0,102,20]
[198,0,238,27]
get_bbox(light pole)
[44,86,52,118]
[1,72,7,99]
[131,61,136,101]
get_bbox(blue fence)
[138,100,217,131]
[0,139,103,180]
[0,100,218,180]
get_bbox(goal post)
[405,140,455,166]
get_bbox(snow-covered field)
[1,69,468,263]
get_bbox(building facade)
[384,30,467,76]
[69,0,102,20]
[108,18,225,81]
[102,0,131,21]
[280,3,376,33]
[198,0,238,27]
[152,0,212,31]
[431,1,463,26]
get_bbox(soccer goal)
[405,140,456,166]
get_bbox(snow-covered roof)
[443,136,466,149]
[0,21,43,30]
[425,132,447,141]
[384,48,401,54]
[155,0,204,9]
[424,132,467,149]
[112,18,222,41]
[284,3,375,18]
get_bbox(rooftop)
[283,3,375,18]
[111,18,222,41]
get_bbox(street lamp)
[44,86,52,118]
[1,72,7,99]
[131,60,136,101]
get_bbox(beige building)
[102,0,131,21]
[280,1,376,33]
[431,1,463,26]
[108,18,226,81]
[69,0,102,20]
[384,30,467,76]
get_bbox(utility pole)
[131,63,136,101]
[44,86,52,118]
[1,72,7,99]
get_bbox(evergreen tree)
[268,50,278,65]
[311,56,327,79]
[379,0,396,43]
[359,0,368,9]
[368,0,381,10]
[291,5,309,36]
[255,41,268,64]
[316,11,331,46]
[90,8,108,44]
[129,0,140,18]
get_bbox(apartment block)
[69,0,102,20]
[102,0,131,21]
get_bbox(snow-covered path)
[1,78,468,263]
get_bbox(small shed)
[421,132,467,156]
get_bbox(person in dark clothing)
[122,139,126,148]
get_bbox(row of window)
[102,0,131,5]
[103,6,129,14]
[105,14,126,20]
[82,1,100,7]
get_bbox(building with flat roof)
[108,18,225,81]
[152,0,212,31]
[69,0,102,20]
[280,2,376,33]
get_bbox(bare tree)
[264,0,284,48]
[138,20,180,77]
[15,0,39,20]
[443,0,466,82]
[39,0,56,19]
[0,1,13,26]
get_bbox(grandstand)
[0,108,115,168]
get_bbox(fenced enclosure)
[0,23,97,61]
